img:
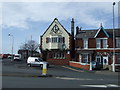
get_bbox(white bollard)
[42,63,47,76]
[90,61,92,71]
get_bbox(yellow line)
[62,66,84,72]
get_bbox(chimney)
[71,18,74,36]
[76,26,79,34]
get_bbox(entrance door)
[103,56,108,65]
[96,56,101,64]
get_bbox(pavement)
[62,65,120,75]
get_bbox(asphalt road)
[1,59,120,88]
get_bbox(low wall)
[69,61,90,70]
[47,59,69,65]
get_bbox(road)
[1,59,120,88]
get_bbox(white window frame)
[116,37,120,48]
[82,54,88,64]
[95,56,101,64]
[96,38,108,49]
[102,38,107,49]
[84,39,88,49]
[96,39,101,49]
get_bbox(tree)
[20,40,39,56]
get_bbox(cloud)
[2,2,118,30]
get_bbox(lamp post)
[8,34,14,60]
[112,2,115,72]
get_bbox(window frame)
[96,38,101,49]
[102,38,107,48]
[116,37,120,48]
[83,39,88,49]
[82,54,88,63]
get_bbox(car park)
[27,57,49,68]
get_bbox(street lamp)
[8,34,14,60]
[112,2,115,72]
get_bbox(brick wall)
[108,38,113,48]
[47,53,71,65]
[69,61,90,70]
[47,59,69,65]
[75,38,83,48]
[88,38,96,48]
[96,30,108,38]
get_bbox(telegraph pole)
[112,2,115,72]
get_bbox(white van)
[14,54,21,61]
[27,57,48,68]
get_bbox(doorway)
[103,56,108,65]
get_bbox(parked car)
[27,57,49,68]
[14,54,21,61]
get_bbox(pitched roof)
[41,18,71,37]
[75,28,120,38]
[94,25,109,38]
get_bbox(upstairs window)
[84,39,88,49]
[96,39,101,49]
[46,37,65,43]
[116,37,120,48]
[96,38,107,49]
[102,39,107,48]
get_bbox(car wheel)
[27,64,31,67]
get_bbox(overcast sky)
[0,0,119,54]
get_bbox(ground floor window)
[49,52,65,59]
[82,54,88,63]
[116,54,120,64]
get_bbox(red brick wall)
[108,38,113,48]
[96,30,108,38]
[47,53,71,65]
[69,62,90,70]
[75,38,83,48]
[88,38,96,48]
[47,59,70,65]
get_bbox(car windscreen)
[38,59,43,62]
[15,56,20,57]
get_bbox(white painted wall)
[42,19,70,50]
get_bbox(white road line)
[80,85,107,88]
[56,77,92,80]
[106,84,120,87]
[80,84,120,88]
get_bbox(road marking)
[80,84,120,88]
[56,77,92,80]
[106,84,120,87]
[62,66,84,72]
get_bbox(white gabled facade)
[42,18,70,50]
[40,18,74,65]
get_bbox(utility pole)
[8,34,14,61]
[112,2,115,72]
